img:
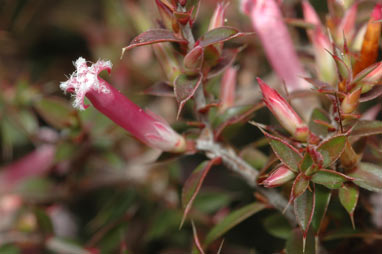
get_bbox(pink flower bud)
[363,62,382,87]
[0,145,55,190]
[337,3,358,44]
[241,0,310,92]
[219,66,237,111]
[257,78,309,141]
[208,2,228,31]
[262,165,296,188]
[60,57,186,152]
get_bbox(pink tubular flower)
[257,78,309,141]
[219,66,237,111]
[262,165,296,188]
[60,57,186,152]
[302,0,336,84]
[208,2,228,31]
[0,145,56,190]
[241,0,310,92]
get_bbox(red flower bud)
[60,57,186,152]
[262,165,296,188]
[257,78,309,141]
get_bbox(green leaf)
[263,213,292,239]
[0,244,20,254]
[348,162,382,192]
[174,73,203,119]
[350,120,382,138]
[34,96,75,129]
[204,202,265,247]
[311,184,331,234]
[339,183,359,228]
[317,135,347,167]
[207,48,239,78]
[198,27,253,48]
[299,153,313,173]
[294,188,315,236]
[286,228,315,254]
[181,158,221,228]
[308,108,330,137]
[311,170,347,189]
[291,173,310,200]
[263,132,302,172]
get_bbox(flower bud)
[353,4,382,76]
[257,78,309,141]
[60,57,186,152]
[262,166,296,188]
[219,66,237,112]
[208,2,228,31]
[341,88,361,114]
[337,3,358,44]
[155,0,174,30]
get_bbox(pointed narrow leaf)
[181,157,222,228]
[339,183,359,228]
[350,120,382,138]
[263,132,302,172]
[291,173,310,201]
[309,108,330,137]
[122,29,187,55]
[300,153,313,173]
[174,73,203,119]
[204,202,265,247]
[311,184,331,233]
[294,188,315,236]
[348,162,382,192]
[311,170,348,189]
[198,27,253,48]
[207,48,239,78]
[317,135,347,167]
[286,228,315,254]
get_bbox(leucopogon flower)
[60,57,186,152]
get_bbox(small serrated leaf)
[339,183,359,229]
[294,187,315,237]
[260,132,302,172]
[311,170,348,189]
[121,29,187,56]
[348,162,382,192]
[181,157,221,228]
[317,135,347,167]
[174,73,203,119]
[350,120,382,138]
[311,184,331,234]
[204,202,265,247]
[198,27,253,48]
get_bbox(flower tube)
[60,57,186,152]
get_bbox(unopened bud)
[341,88,361,114]
[219,66,237,111]
[262,166,296,188]
[208,2,228,31]
[155,0,174,30]
[257,78,309,141]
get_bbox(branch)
[196,138,297,226]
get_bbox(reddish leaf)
[121,29,187,56]
[261,131,303,172]
[348,162,382,192]
[180,157,222,228]
[350,120,382,137]
[207,48,239,78]
[197,27,253,48]
[339,183,359,229]
[184,46,204,73]
[311,184,331,234]
[290,173,310,202]
[143,82,174,97]
[294,186,315,239]
[359,85,382,102]
[317,135,347,167]
[174,73,203,119]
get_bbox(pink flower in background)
[241,0,311,91]
[0,145,56,189]
[60,57,186,152]
[219,66,237,111]
[257,78,309,141]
